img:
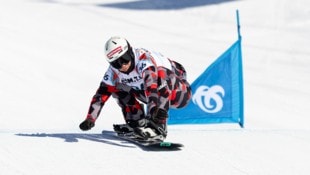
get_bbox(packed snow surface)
[1,0,310,174]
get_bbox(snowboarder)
[79,36,192,141]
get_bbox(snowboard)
[102,130,183,151]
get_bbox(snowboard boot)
[114,118,148,134]
[113,124,134,134]
[114,119,149,139]
[134,108,168,141]
[134,122,167,141]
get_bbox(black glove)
[150,107,168,124]
[79,118,95,131]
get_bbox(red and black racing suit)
[85,48,192,126]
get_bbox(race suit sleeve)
[86,82,118,121]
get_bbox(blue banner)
[168,39,244,127]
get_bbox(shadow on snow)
[16,131,135,148]
[16,131,183,151]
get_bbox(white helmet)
[105,36,129,63]
[104,36,135,70]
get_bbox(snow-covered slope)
[1,0,310,174]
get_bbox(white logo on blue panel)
[192,85,225,113]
